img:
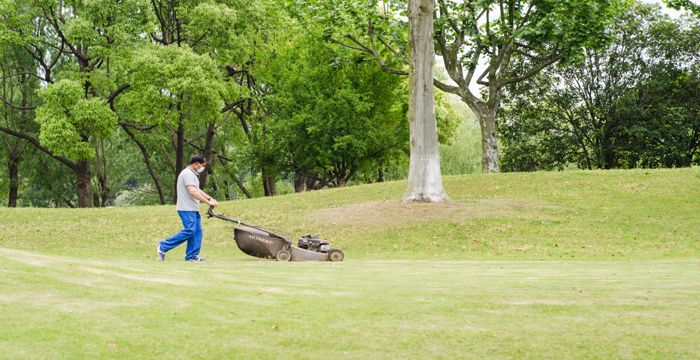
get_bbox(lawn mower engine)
[297,235,331,253]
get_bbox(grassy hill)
[1,168,699,358]
[1,168,698,260]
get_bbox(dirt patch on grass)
[309,199,558,227]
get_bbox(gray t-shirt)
[176,167,201,211]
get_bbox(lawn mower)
[206,206,344,262]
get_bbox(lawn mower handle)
[206,206,242,224]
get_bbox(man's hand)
[207,198,218,207]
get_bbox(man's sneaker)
[156,243,165,261]
[186,256,207,262]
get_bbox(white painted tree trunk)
[403,0,448,202]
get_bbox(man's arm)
[187,186,218,207]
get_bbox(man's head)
[189,155,208,174]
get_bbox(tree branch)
[437,0,462,35]
[221,98,246,113]
[498,53,563,88]
[344,34,408,75]
[121,124,167,204]
[107,83,130,110]
[0,126,77,170]
[433,78,461,96]
[118,122,157,131]
[0,95,36,111]
[323,35,367,54]
[46,6,87,63]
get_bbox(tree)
[0,44,38,207]
[3,0,381,206]
[405,0,447,201]
[287,0,447,201]
[258,33,409,190]
[110,0,282,201]
[0,0,151,207]
[499,3,700,170]
[614,65,700,167]
[112,44,229,204]
[288,0,620,173]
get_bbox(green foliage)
[258,34,408,187]
[19,150,78,207]
[613,65,700,167]
[35,80,117,160]
[0,1,34,45]
[440,117,483,175]
[286,0,409,69]
[434,91,460,145]
[432,0,624,66]
[115,45,227,126]
[290,0,623,173]
[500,2,700,171]
[185,2,238,50]
[518,0,623,65]
[61,0,152,52]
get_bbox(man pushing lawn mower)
[157,155,217,262]
[156,154,344,262]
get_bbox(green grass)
[2,168,698,260]
[1,168,699,358]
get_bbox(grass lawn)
[1,168,699,358]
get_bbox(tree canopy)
[499,2,700,171]
[0,0,697,207]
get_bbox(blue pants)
[160,211,202,260]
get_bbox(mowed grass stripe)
[1,249,699,359]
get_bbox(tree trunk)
[97,171,108,207]
[474,105,500,173]
[262,168,276,196]
[0,127,95,207]
[294,172,306,193]
[7,150,19,207]
[122,125,167,204]
[199,123,216,190]
[404,0,447,202]
[95,140,109,207]
[75,159,93,208]
[222,179,231,201]
[601,130,616,169]
[306,177,318,191]
[578,138,593,170]
[173,119,185,204]
[216,151,253,199]
[232,174,252,199]
[603,142,616,169]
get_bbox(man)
[157,155,218,261]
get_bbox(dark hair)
[189,155,207,165]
